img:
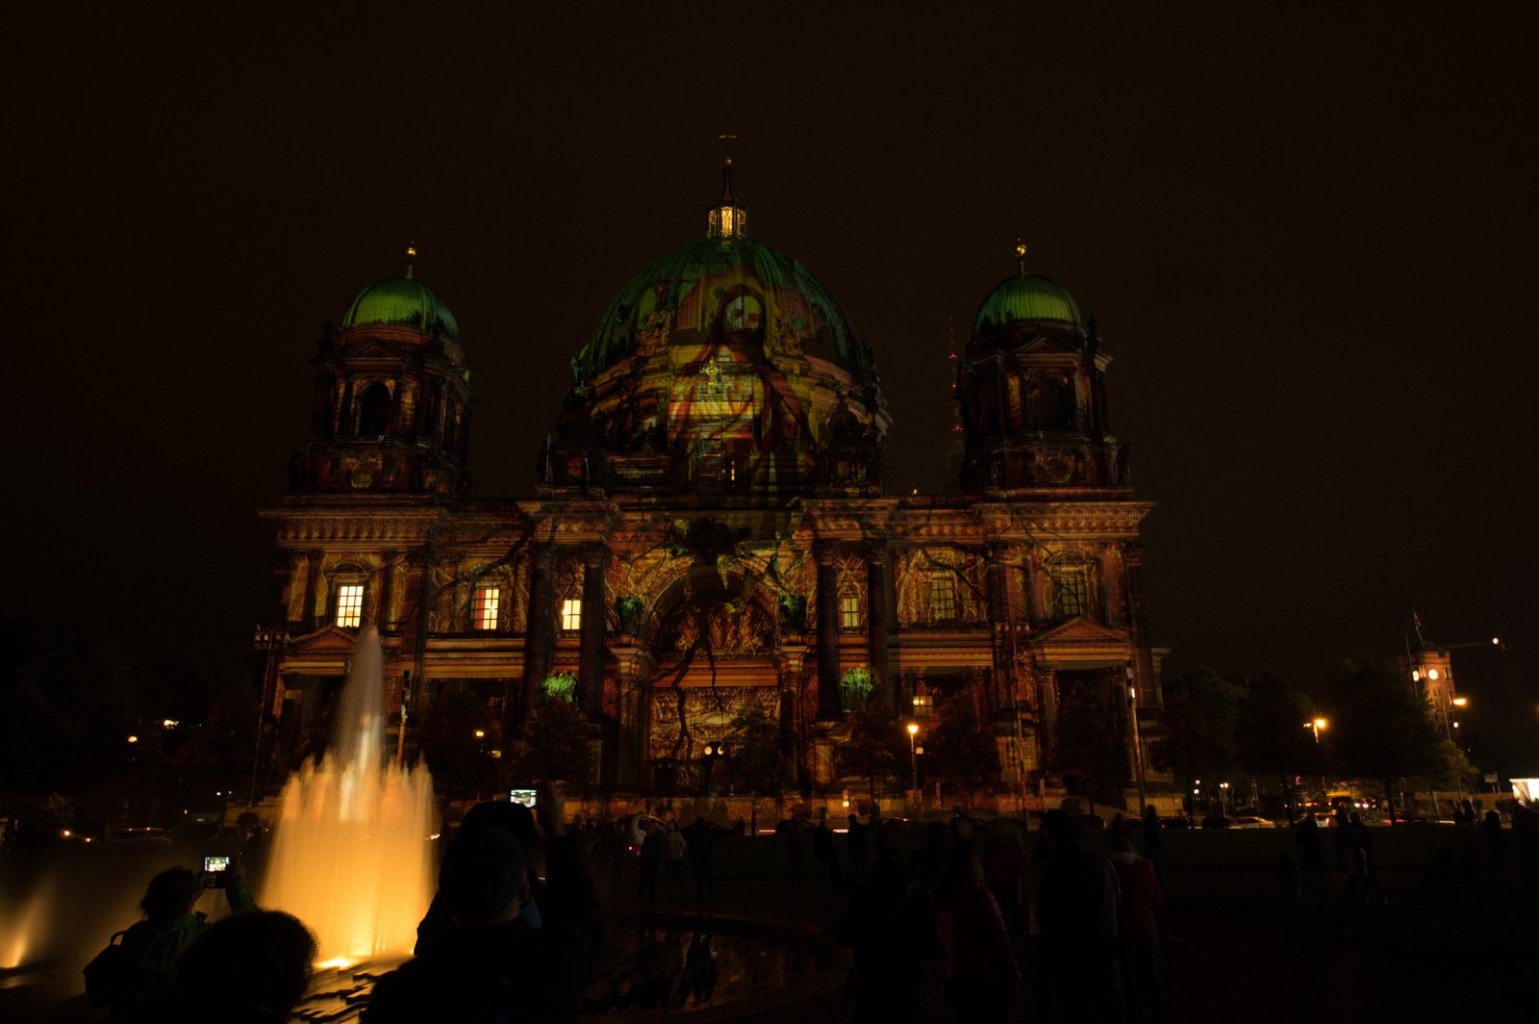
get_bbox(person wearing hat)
[364,781,601,1023]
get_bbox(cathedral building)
[259,160,1164,810]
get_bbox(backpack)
[82,930,128,1006]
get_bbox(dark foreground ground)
[3,825,1535,1022]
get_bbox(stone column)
[865,550,890,707]
[1100,545,1126,624]
[377,551,397,632]
[1123,543,1156,710]
[776,645,808,786]
[612,646,654,791]
[1024,549,1046,626]
[578,544,608,718]
[814,542,841,719]
[522,546,557,712]
[301,549,323,631]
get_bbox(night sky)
[5,5,1535,726]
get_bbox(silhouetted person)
[169,910,315,1024]
[100,864,255,1022]
[637,823,665,903]
[1462,799,1476,826]
[1294,811,1327,896]
[936,848,1019,1021]
[982,819,1027,939]
[1037,810,1124,1023]
[1511,803,1539,910]
[846,814,870,882]
[365,781,601,1024]
[665,821,689,899]
[1140,806,1165,888]
[1483,810,1508,880]
[837,851,939,1024]
[1276,850,1302,905]
[417,800,544,955]
[813,818,839,891]
[1023,831,1055,1024]
[1109,833,1163,1023]
[778,816,807,887]
[683,816,720,897]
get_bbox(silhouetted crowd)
[89,791,1539,1024]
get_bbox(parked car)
[1200,814,1231,829]
[1229,815,1276,829]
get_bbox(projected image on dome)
[664,278,814,494]
[560,226,888,499]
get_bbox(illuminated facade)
[259,163,1164,807]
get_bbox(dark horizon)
[4,5,1535,741]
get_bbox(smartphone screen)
[203,855,231,873]
[509,789,537,808]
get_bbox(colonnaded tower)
[257,159,1165,812]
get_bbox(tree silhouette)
[924,699,1000,803]
[1149,667,1241,820]
[1327,659,1441,827]
[509,697,594,788]
[844,700,908,803]
[1235,669,1319,822]
[1049,686,1129,815]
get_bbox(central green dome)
[573,236,873,382]
[342,273,460,339]
[973,271,1081,336]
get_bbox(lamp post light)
[1304,718,1328,802]
[702,741,725,798]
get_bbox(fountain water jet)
[262,627,436,962]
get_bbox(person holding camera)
[365,780,602,1024]
[87,860,256,1022]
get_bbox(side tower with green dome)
[957,243,1128,495]
[287,247,475,500]
[543,157,890,502]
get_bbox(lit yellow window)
[928,574,956,621]
[474,587,501,631]
[336,584,364,629]
[561,598,582,631]
[839,593,862,629]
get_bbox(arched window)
[357,382,391,436]
[1027,376,1072,431]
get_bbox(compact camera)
[202,855,232,887]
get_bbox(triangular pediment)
[286,623,366,654]
[1029,616,1130,647]
[1018,333,1079,356]
[338,336,411,359]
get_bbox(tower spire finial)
[404,241,418,279]
[1014,237,1028,274]
[707,132,747,239]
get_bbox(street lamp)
[1304,718,1328,802]
[1127,664,1147,815]
[906,723,920,795]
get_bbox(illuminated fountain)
[262,627,436,964]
